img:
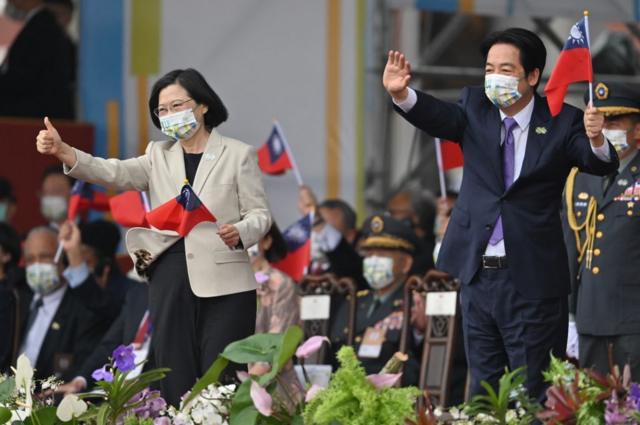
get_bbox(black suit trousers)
[148,247,256,407]
[460,268,567,402]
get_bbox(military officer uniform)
[564,81,640,378]
[329,215,421,386]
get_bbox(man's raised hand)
[383,50,412,102]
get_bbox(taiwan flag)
[258,124,293,175]
[67,181,110,221]
[544,16,593,116]
[145,184,217,236]
[272,214,312,282]
[438,139,464,194]
[109,191,149,228]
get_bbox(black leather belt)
[482,255,508,269]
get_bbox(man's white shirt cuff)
[392,88,417,113]
[591,139,611,162]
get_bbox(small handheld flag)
[257,122,304,185]
[544,12,594,116]
[109,191,150,228]
[272,214,312,282]
[145,183,217,236]
[67,180,110,221]
[434,138,463,199]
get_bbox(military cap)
[585,81,640,116]
[359,215,418,254]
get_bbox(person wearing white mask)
[39,165,73,228]
[18,226,101,380]
[329,215,422,385]
[35,68,271,406]
[384,27,618,401]
[564,81,640,379]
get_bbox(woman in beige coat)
[36,68,272,406]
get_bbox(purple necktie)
[489,117,518,246]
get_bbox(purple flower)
[124,389,167,420]
[154,418,171,425]
[250,380,273,417]
[629,383,640,410]
[91,365,114,382]
[112,344,136,373]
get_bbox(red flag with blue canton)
[544,17,593,116]
[145,184,217,236]
[257,124,293,175]
[67,180,110,220]
[272,214,312,281]
[109,191,149,228]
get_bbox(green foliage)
[0,407,11,425]
[303,346,420,425]
[463,367,540,425]
[24,406,58,425]
[0,378,15,404]
[182,356,229,407]
[123,415,154,425]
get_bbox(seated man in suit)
[329,215,423,385]
[18,226,102,380]
[55,282,150,394]
[384,27,618,400]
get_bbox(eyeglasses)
[153,98,194,117]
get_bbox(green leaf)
[0,407,11,425]
[24,407,57,425]
[182,356,229,407]
[258,326,303,386]
[229,380,258,425]
[222,333,285,364]
[96,402,110,425]
[290,414,304,425]
[0,378,15,404]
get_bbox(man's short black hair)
[44,0,74,12]
[149,68,228,132]
[0,177,16,202]
[319,199,357,230]
[42,164,74,186]
[80,220,121,260]
[480,28,547,88]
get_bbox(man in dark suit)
[0,222,24,372]
[56,282,150,394]
[383,28,618,400]
[564,81,640,379]
[18,226,102,380]
[0,0,74,119]
[329,215,422,386]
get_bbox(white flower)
[11,355,34,413]
[56,394,87,422]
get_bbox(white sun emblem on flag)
[272,135,283,155]
[568,24,585,45]
[286,223,308,244]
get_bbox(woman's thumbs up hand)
[36,117,77,167]
[36,117,63,155]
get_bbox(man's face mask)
[159,108,200,140]
[41,195,68,222]
[484,74,523,108]
[3,2,28,21]
[0,201,8,222]
[26,262,61,295]
[363,255,395,290]
[602,128,630,153]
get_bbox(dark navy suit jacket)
[395,87,618,299]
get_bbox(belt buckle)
[482,256,495,269]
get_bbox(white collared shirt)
[394,87,611,256]
[20,285,68,366]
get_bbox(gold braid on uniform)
[565,167,597,269]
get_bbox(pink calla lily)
[254,271,269,284]
[236,371,250,382]
[366,373,402,389]
[305,384,324,402]
[296,336,330,359]
[250,380,273,416]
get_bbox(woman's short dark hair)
[149,68,228,131]
[480,28,547,88]
[264,223,288,264]
[0,223,21,268]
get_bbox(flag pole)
[54,241,64,263]
[583,9,594,105]
[434,137,447,200]
[141,191,151,212]
[274,120,304,186]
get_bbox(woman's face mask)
[0,201,8,222]
[484,73,523,108]
[26,262,61,295]
[363,255,395,290]
[159,108,200,140]
[602,128,630,153]
[41,195,68,222]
